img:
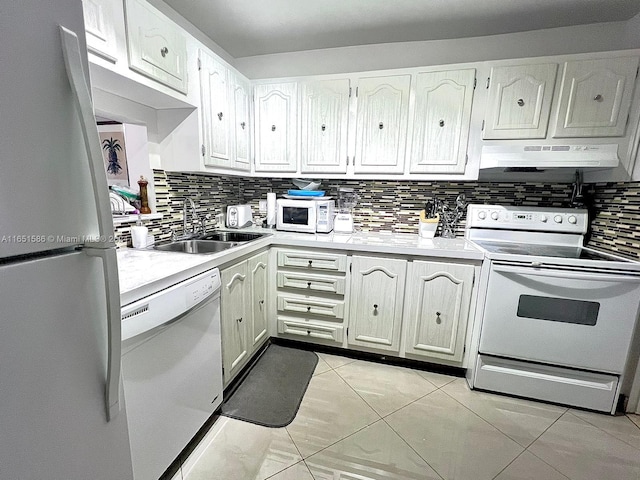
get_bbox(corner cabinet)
[221,251,270,386]
[354,74,411,173]
[347,256,407,352]
[553,57,640,138]
[404,261,475,363]
[409,69,475,174]
[254,82,298,172]
[300,79,351,174]
[483,63,558,139]
[123,0,188,94]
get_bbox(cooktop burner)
[474,241,630,262]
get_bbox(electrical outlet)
[259,200,267,213]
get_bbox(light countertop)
[117,229,483,306]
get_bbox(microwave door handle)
[492,264,640,283]
[59,25,115,248]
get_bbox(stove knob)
[491,211,499,220]
[478,211,487,220]
[568,215,577,224]
[554,215,563,224]
[540,215,548,223]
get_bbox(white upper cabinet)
[300,79,351,174]
[409,69,475,174]
[124,0,188,94]
[483,63,558,139]
[553,57,640,138]
[199,50,230,168]
[82,0,119,63]
[355,75,411,173]
[231,73,252,171]
[254,82,298,172]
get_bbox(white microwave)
[276,198,335,233]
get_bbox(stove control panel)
[466,205,588,234]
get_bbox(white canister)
[131,219,149,248]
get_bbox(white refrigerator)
[0,1,134,479]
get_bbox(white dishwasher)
[121,268,223,480]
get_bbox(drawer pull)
[236,317,243,323]
[160,46,169,57]
[435,312,441,324]
[307,282,312,287]
[308,260,313,266]
[307,306,311,312]
[307,330,311,335]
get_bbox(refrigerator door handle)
[85,247,122,421]
[59,25,115,249]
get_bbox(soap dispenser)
[131,214,149,249]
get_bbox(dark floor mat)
[220,344,318,428]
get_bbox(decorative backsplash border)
[113,171,640,261]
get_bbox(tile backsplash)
[113,171,640,261]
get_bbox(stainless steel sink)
[153,239,239,254]
[198,231,268,243]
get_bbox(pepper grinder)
[137,175,151,214]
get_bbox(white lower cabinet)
[221,250,270,386]
[404,261,475,363]
[347,256,407,352]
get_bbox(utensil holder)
[419,215,439,239]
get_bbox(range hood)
[480,144,619,169]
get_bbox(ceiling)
[162,0,640,58]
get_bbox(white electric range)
[465,204,640,413]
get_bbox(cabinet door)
[231,73,252,171]
[553,57,640,138]
[405,262,474,363]
[199,50,231,168]
[348,256,407,352]
[254,82,298,172]
[483,64,557,139]
[248,252,268,348]
[82,0,119,63]
[124,0,188,94]
[409,69,475,174]
[221,262,249,384]
[300,79,350,173]
[355,75,411,173]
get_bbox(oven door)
[479,262,640,373]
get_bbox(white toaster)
[226,204,253,228]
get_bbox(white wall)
[234,14,640,79]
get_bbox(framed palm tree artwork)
[98,128,129,186]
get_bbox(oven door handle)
[492,264,640,283]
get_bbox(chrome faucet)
[171,197,201,241]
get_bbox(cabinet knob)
[236,317,243,323]
[307,282,312,287]
[240,121,246,129]
[321,124,326,131]
[307,306,311,312]
[378,122,384,129]
[436,312,441,324]
[308,260,313,266]
[217,112,223,121]
[307,330,311,335]
[373,304,379,316]
[517,98,525,107]
[271,124,276,132]
[439,119,445,127]
[259,300,265,305]
[594,94,603,102]
[160,46,169,57]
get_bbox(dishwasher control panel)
[185,270,220,309]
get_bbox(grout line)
[561,410,640,452]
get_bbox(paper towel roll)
[266,192,276,227]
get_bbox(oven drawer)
[277,317,344,343]
[277,250,347,272]
[277,271,346,295]
[479,263,640,373]
[474,354,619,413]
[277,294,345,319]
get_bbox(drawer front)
[277,250,347,272]
[277,317,344,343]
[277,294,345,319]
[277,271,345,295]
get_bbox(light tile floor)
[176,352,640,480]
